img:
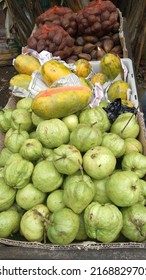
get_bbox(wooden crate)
[0,49,18,66]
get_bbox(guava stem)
[54,155,66,162]
[91,122,97,127]
[18,124,21,134]
[43,230,47,244]
[33,209,51,223]
[78,160,84,179]
[121,113,135,134]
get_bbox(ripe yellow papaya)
[31,86,93,119]
[107,80,129,101]
[41,60,72,86]
[100,53,124,80]
[74,59,92,78]
[10,74,31,90]
[14,54,41,75]
[90,73,108,85]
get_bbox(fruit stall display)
[0,48,146,246]
[0,0,146,248]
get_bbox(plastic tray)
[90,58,139,109]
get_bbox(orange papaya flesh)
[38,86,89,97]
[31,86,93,119]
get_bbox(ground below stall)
[0,60,146,109]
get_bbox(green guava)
[4,156,34,189]
[36,119,70,148]
[31,111,44,126]
[92,177,111,204]
[0,108,13,132]
[20,204,49,242]
[16,97,33,112]
[0,177,16,211]
[121,203,146,242]
[110,112,140,139]
[29,131,38,140]
[11,108,32,132]
[63,173,95,214]
[37,147,54,162]
[75,212,88,241]
[4,128,29,153]
[62,114,79,132]
[19,138,43,161]
[101,132,126,158]
[42,148,54,161]
[121,151,146,178]
[70,123,102,152]
[46,189,65,212]
[47,207,80,245]
[0,148,13,167]
[53,144,82,175]
[124,138,143,154]
[106,170,142,207]
[79,106,111,133]
[32,160,63,192]
[16,183,46,210]
[83,146,116,179]
[84,201,123,243]
[0,209,20,238]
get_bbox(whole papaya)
[41,60,72,86]
[74,59,92,78]
[31,85,93,119]
[10,74,31,90]
[14,54,41,75]
[100,53,124,80]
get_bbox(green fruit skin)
[106,171,142,207]
[11,108,32,132]
[47,208,80,245]
[79,106,111,133]
[83,146,116,180]
[4,157,34,189]
[84,201,123,243]
[4,128,29,153]
[0,177,16,211]
[0,109,13,132]
[46,189,65,212]
[0,209,20,238]
[122,152,146,178]
[19,138,43,161]
[62,114,79,132]
[63,173,95,214]
[36,119,70,148]
[110,112,140,139]
[124,138,143,154]
[92,177,111,204]
[75,212,88,241]
[16,183,46,210]
[53,144,82,175]
[101,132,126,158]
[121,203,146,242]
[16,97,32,112]
[0,148,13,167]
[20,204,49,242]
[31,112,44,126]
[32,160,63,193]
[70,123,102,152]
